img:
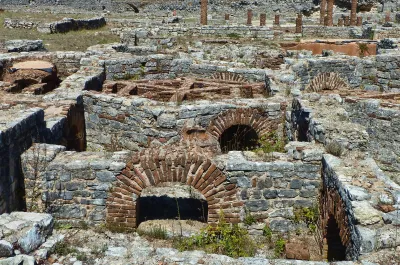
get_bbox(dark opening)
[126,3,139,13]
[219,125,259,153]
[327,215,346,261]
[136,196,208,225]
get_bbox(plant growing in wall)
[175,211,257,258]
[22,143,49,212]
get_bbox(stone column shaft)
[260,13,266,26]
[327,0,334,26]
[200,0,208,25]
[338,18,344,26]
[344,16,350,26]
[225,14,230,21]
[274,14,280,26]
[350,0,358,26]
[295,13,303,33]
[320,0,327,25]
[247,9,253,25]
[356,16,362,26]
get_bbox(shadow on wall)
[136,196,208,225]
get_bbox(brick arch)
[207,108,279,140]
[106,148,243,228]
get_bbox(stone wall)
[37,17,106,34]
[83,92,284,153]
[3,18,37,29]
[226,146,322,234]
[302,26,360,39]
[344,98,400,185]
[288,54,400,92]
[0,108,45,214]
[21,142,322,232]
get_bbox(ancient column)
[338,18,344,27]
[274,14,280,26]
[295,13,303,33]
[247,9,253,25]
[260,13,266,26]
[344,16,350,26]
[320,0,327,25]
[225,14,230,21]
[173,10,177,16]
[356,16,362,26]
[350,0,358,26]
[327,0,334,26]
[324,16,329,26]
[200,0,208,25]
[385,12,391,23]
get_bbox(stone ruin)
[0,0,399,265]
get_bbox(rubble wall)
[83,93,284,152]
[0,109,44,213]
[290,54,400,92]
[103,54,268,82]
[344,99,400,184]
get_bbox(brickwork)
[295,13,303,34]
[106,148,242,228]
[260,13,266,26]
[247,10,253,26]
[327,0,334,26]
[320,0,327,25]
[274,14,280,26]
[206,108,283,140]
[350,0,358,26]
[200,0,208,25]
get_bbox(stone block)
[277,190,298,198]
[96,171,116,182]
[270,219,295,232]
[245,200,269,211]
[263,190,278,199]
[289,179,303,189]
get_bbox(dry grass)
[0,11,120,51]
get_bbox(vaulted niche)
[219,125,259,153]
[326,215,346,261]
[136,184,208,225]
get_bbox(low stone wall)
[0,108,45,214]
[83,92,284,153]
[37,17,106,34]
[226,146,322,234]
[288,54,400,92]
[344,98,400,184]
[302,26,360,39]
[3,18,38,29]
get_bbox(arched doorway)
[326,215,346,261]
[219,125,259,153]
[136,184,208,225]
[106,148,242,228]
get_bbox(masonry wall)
[344,99,400,185]
[225,148,322,234]
[37,17,106,34]
[302,26,359,39]
[83,93,284,153]
[0,109,44,213]
[289,54,400,92]
[103,54,269,82]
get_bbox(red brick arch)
[207,108,280,140]
[106,148,243,228]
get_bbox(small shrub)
[274,237,286,257]
[243,209,256,226]
[325,141,344,157]
[54,222,73,230]
[262,224,272,242]
[293,205,319,233]
[54,241,77,256]
[255,130,286,154]
[227,33,241,39]
[175,211,257,258]
[358,43,369,57]
[76,252,89,262]
[138,225,168,240]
